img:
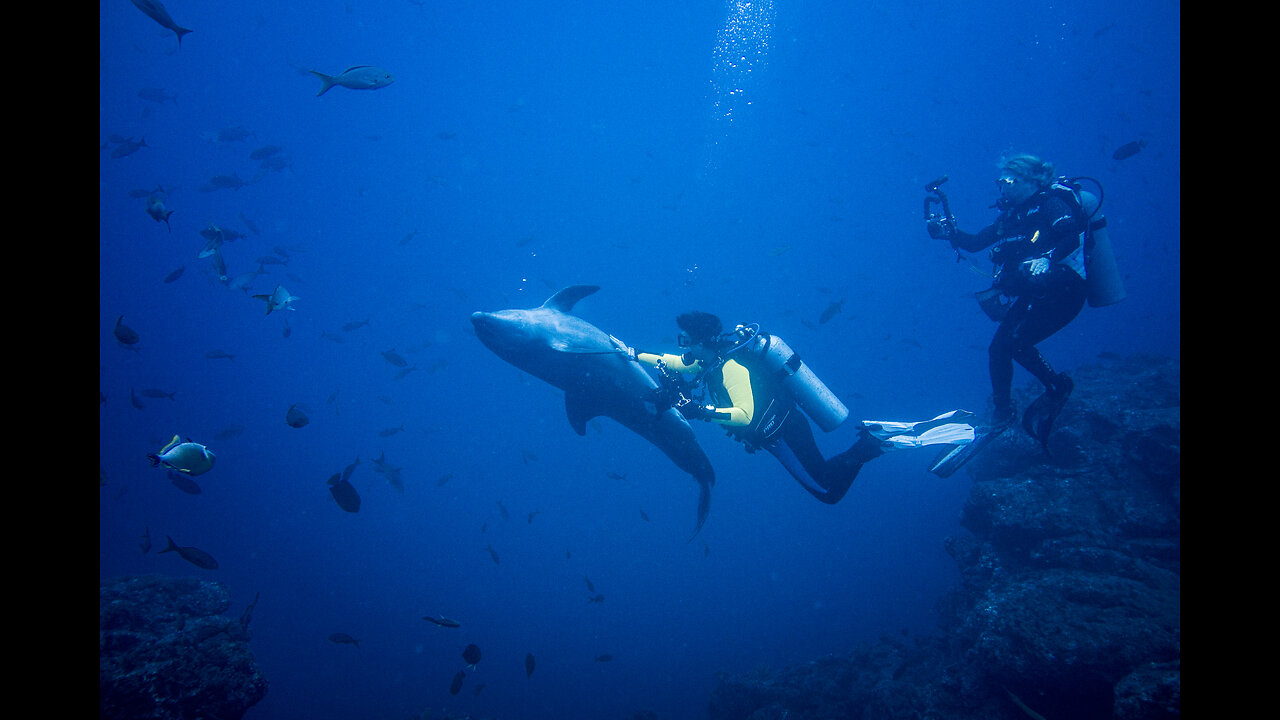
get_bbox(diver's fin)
[860,410,976,450]
[1021,376,1074,454]
[929,423,1009,478]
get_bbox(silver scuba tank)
[742,333,849,432]
[1078,190,1126,307]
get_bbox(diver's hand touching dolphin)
[471,285,715,538]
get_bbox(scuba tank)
[1076,189,1127,307]
[732,328,849,432]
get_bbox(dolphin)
[471,285,715,538]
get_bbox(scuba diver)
[627,311,976,504]
[926,154,1124,472]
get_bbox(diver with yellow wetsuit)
[630,311,976,504]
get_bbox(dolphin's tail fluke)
[689,480,712,542]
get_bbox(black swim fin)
[1021,375,1073,454]
[928,423,1009,478]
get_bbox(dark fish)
[215,425,245,441]
[526,653,536,678]
[588,593,605,604]
[520,449,538,464]
[236,591,261,637]
[328,633,360,647]
[818,299,845,324]
[436,472,454,487]
[449,670,465,695]
[585,577,595,593]
[497,501,509,521]
[381,348,408,367]
[168,471,202,495]
[163,266,185,283]
[605,471,627,481]
[205,173,250,191]
[423,615,460,628]
[129,0,193,47]
[527,510,541,523]
[462,644,482,668]
[1112,139,1147,161]
[215,126,254,142]
[130,388,145,410]
[146,195,173,230]
[138,87,177,104]
[342,457,361,482]
[485,544,500,564]
[113,316,140,345]
[249,145,284,160]
[110,137,148,158]
[282,319,292,338]
[639,509,650,522]
[286,404,310,428]
[140,527,151,554]
[327,473,361,513]
[341,318,370,332]
[159,536,218,569]
[378,425,405,437]
[138,388,176,400]
[205,349,235,360]
[594,654,613,662]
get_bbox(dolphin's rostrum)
[471,285,715,538]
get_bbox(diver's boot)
[989,396,1017,430]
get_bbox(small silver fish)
[309,66,395,96]
[147,435,216,475]
[253,285,299,314]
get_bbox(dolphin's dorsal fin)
[542,285,600,313]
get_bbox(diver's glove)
[927,216,956,241]
[1026,257,1050,276]
[678,400,718,422]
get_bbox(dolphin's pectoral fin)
[564,391,601,436]
[689,480,712,542]
[542,285,600,313]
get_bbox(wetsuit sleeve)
[707,360,753,427]
[1039,195,1084,263]
[951,223,1000,254]
[636,351,701,373]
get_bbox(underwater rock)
[708,354,1180,720]
[100,575,268,720]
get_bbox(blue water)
[99,2,1180,718]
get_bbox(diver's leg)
[988,301,1027,425]
[1010,275,1086,390]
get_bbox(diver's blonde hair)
[1000,154,1055,187]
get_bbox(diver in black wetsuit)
[928,154,1087,444]
[630,312,974,504]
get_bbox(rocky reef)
[100,575,268,720]
[708,354,1180,720]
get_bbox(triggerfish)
[147,435,216,476]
